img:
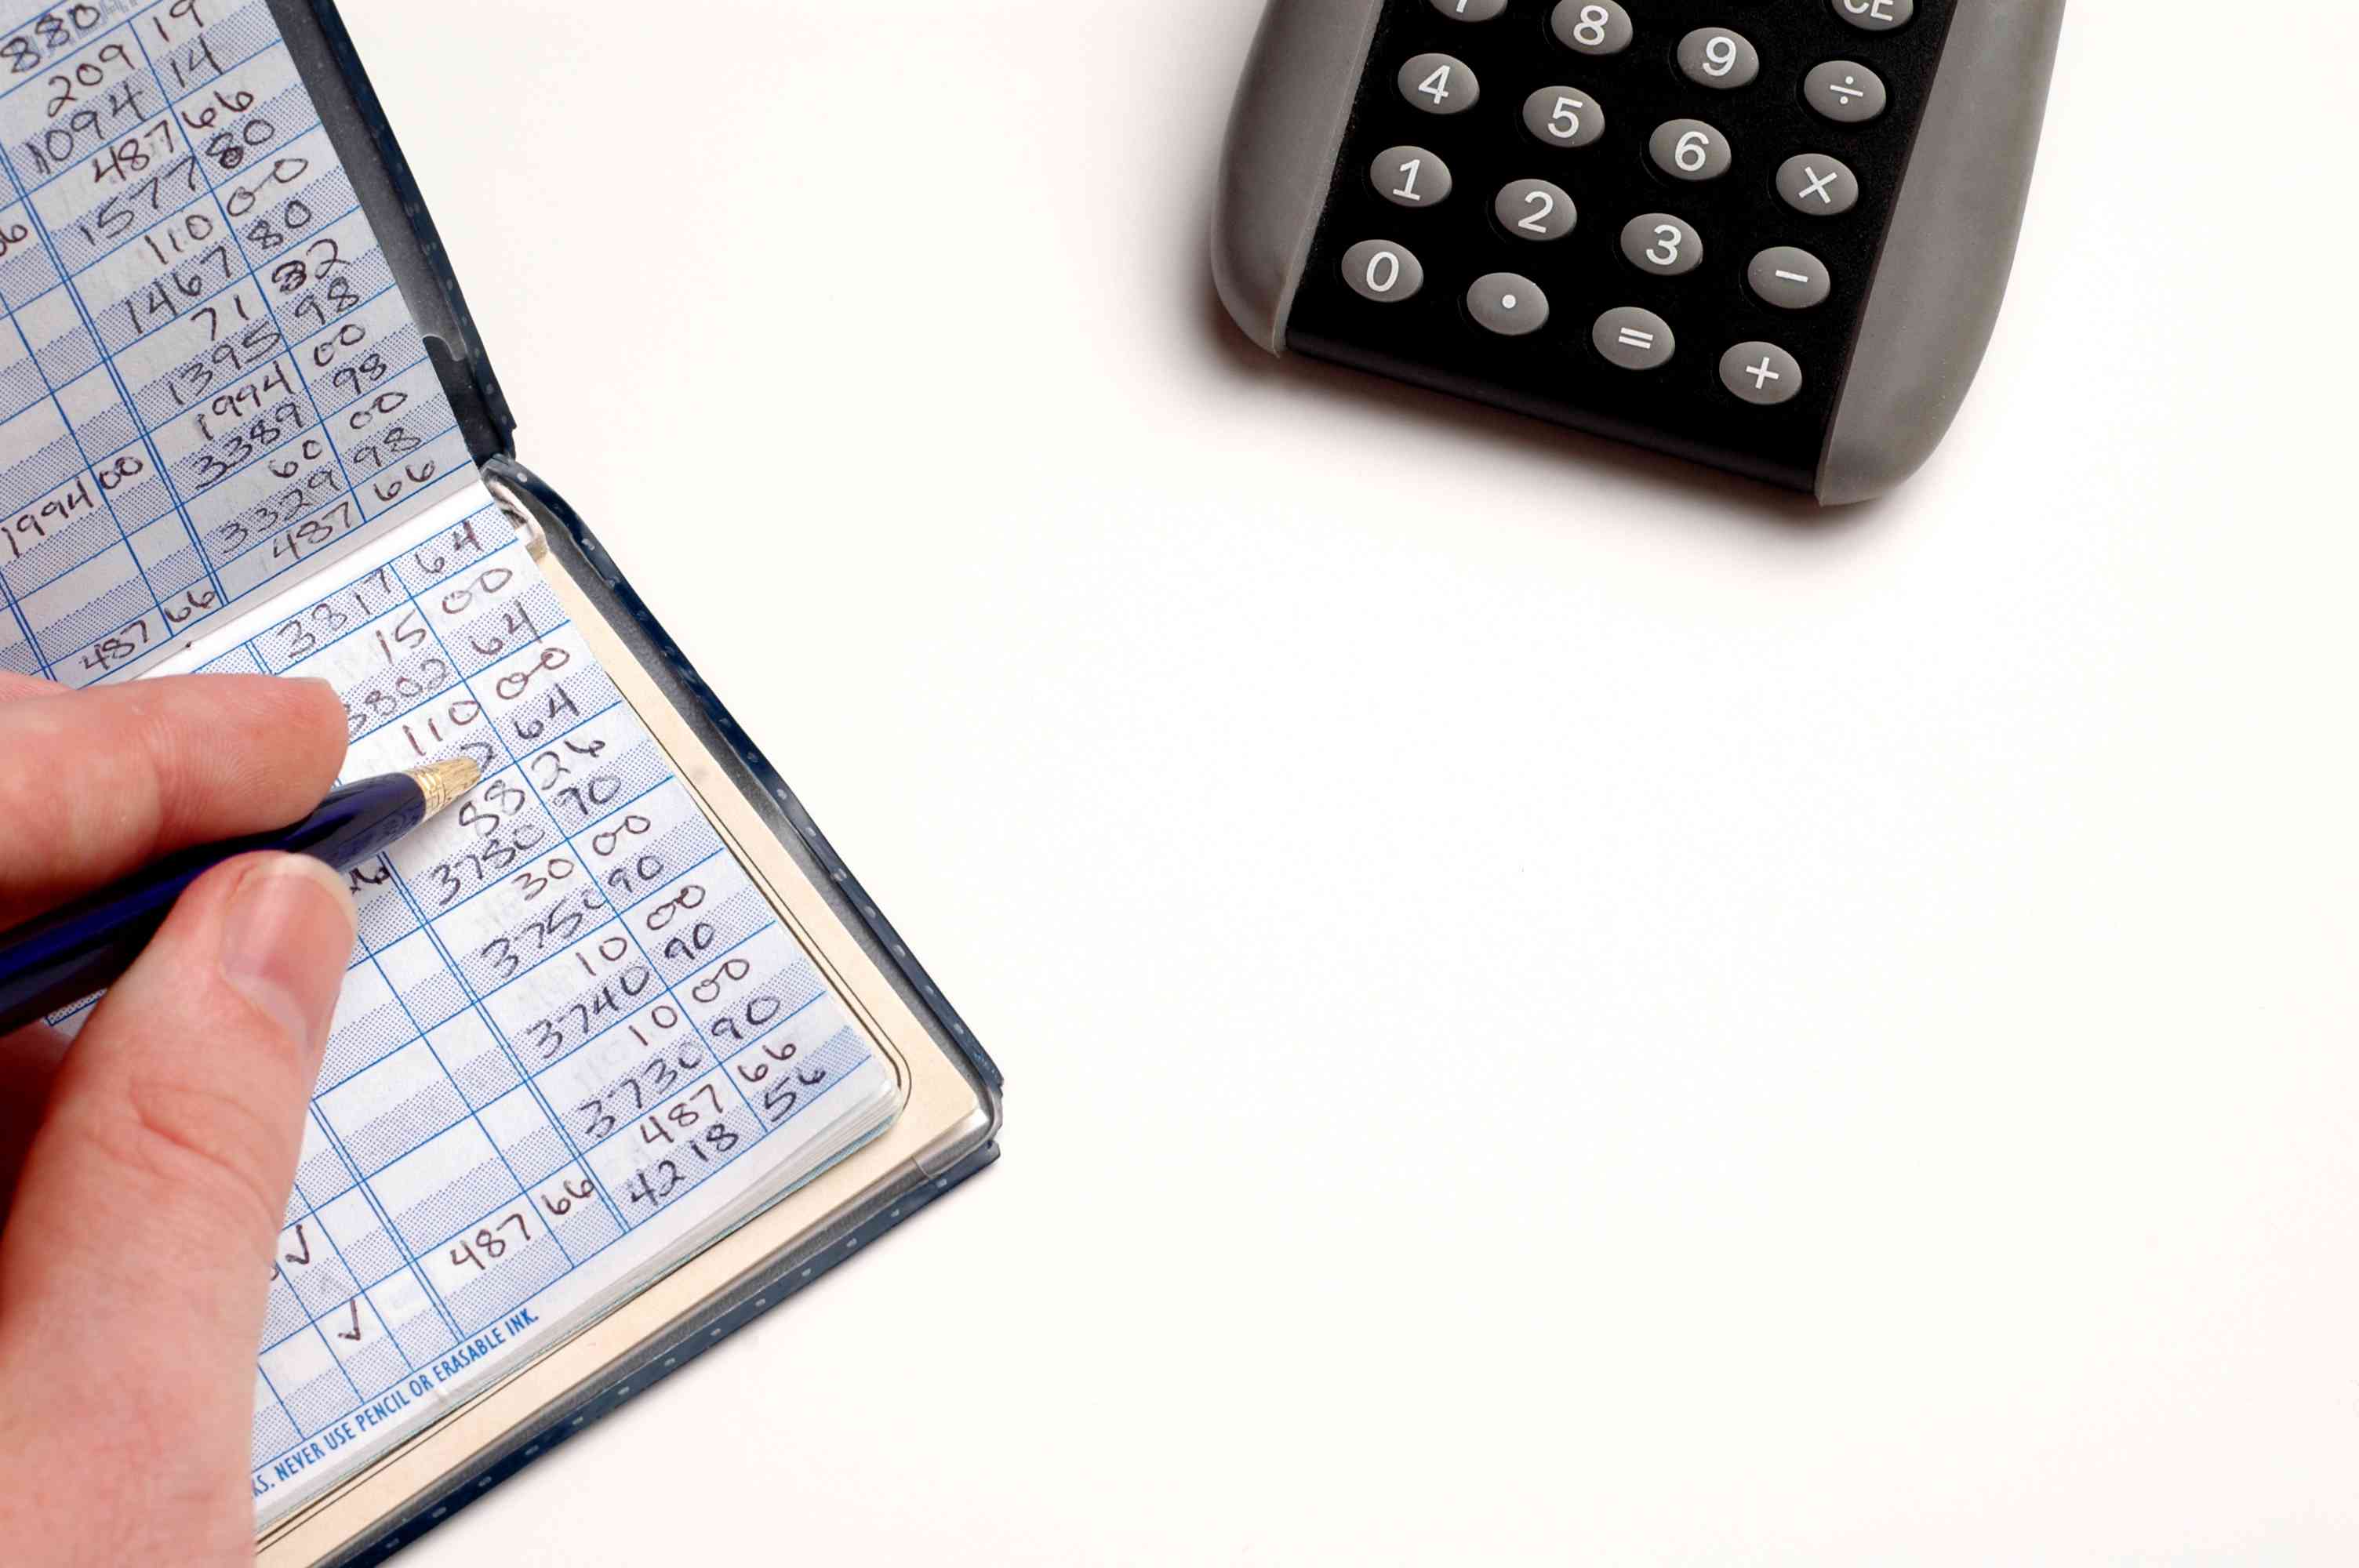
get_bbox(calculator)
[1212,0,2066,503]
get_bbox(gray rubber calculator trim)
[1816,0,2066,504]
[1212,0,1387,353]
[1211,0,2066,503]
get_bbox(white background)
[352,2,2359,1562]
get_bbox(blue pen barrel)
[0,775,426,1038]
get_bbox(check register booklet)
[0,2,1002,1561]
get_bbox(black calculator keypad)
[1287,0,1960,491]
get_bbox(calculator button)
[1620,213,1703,276]
[1496,180,1576,241]
[1747,247,1831,310]
[1649,120,1732,182]
[1467,273,1548,336]
[1341,240,1424,303]
[1398,53,1479,115]
[1721,342,1805,405]
[1550,1,1633,56]
[1372,147,1452,209]
[1677,28,1759,89]
[1522,86,1605,149]
[1429,0,1508,17]
[1593,307,1675,371]
[1831,0,1914,31]
[1805,60,1888,124]
[1777,154,1859,215]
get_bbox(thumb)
[0,854,354,1544]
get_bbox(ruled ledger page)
[140,485,900,1526]
[0,0,475,687]
[0,0,901,1523]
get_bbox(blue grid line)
[373,768,671,962]
[0,21,300,200]
[307,859,758,1112]
[205,515,640,1244]
[262,1214,365,1422]
[2,421,201,595]
[288,1102,431,1391]
[0,166,167,677]
[96,213,376,389]
[250,1058,869,1455]
[0,353,424,601]
[112,339,434,572]
[36,107,329,301]
[44,426,467,679]
[360,894,579,1334]
[385,538,679,1238]
[314,891,773,1171]
[121,20,377,638]
[226,510,562,675]
[0,2,455,686]
[199,415,462,590]
[256,1051,870,1365]
[252,1356,303,1460]
[559,989,827,1167]
[427,586,780,1138]
[0,32,230,670]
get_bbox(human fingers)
[0,674,346,927]
[0,1022,70,1218]
[0,853,355,1563]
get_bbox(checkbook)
[0,2,1004,1562]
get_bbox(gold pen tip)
[409,758,482,818]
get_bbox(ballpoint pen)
[0,759,480,1037]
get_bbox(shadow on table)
[1186,250,1892,542]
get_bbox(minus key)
[1747,245,1831,310]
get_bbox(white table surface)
[356,2,2359,1562]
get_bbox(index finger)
[0,673,56,703]
[0,674,347,927]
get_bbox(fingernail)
[220,855,358,1058]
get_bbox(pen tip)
[409,759,482,818]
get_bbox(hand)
[0,673,355,1566]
